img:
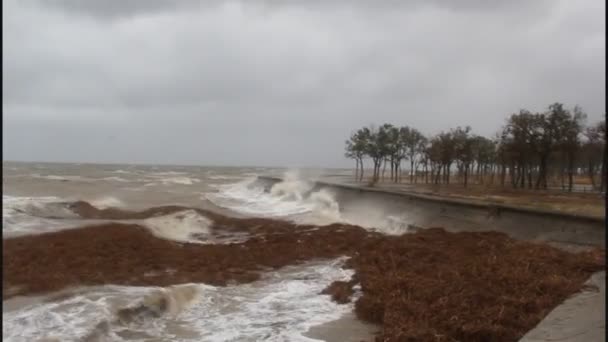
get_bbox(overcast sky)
[3,0,605,168]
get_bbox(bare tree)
[345,104,604,193]
[344,128,370,182]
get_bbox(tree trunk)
[381,159,386,182]
[395,162,399,183]
[601,145,607,192]
[409,159,414,184]
[358,159,364,182]
[566,153,573,192]
[464,164,469,188]
[560,164,565,191]
[588,160,597,189]
[372,160,379,182]
[435,165,441,185]
[535,155,547,190]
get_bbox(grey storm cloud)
[3,0,605,167]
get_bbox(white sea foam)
[88,196,125,209]
[147,171,188,176]
[205,171,342,224]
[143,210,213,243]
[184,258,355,341]
[100,176,129,183]
[207,175,244,181]
[2,284,206,342]
[112,169,133,174]
[2,195,81,236]
[3,259,354,342]
[160,177,200,185]
[32,175,90,182]
[205,171,417,232]
[140,177,200,187]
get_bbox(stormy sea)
[4,162,603,342]
[2,161,397,342]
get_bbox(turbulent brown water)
[2,162,604,342]
[1,162,374,342]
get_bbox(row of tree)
[344,103,606,192]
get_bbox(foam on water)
[140,176,201,186]
[207,175,244,181]
[31,175,91,182]
[159,177,200,185]
[205,170,418,233]
[112,170,133,174]
[143,210,213,243]
[88,197,125,209]
[3,259,355,342]
[2,284,205,342]
[3,196,246,244]
[147,171,188,176]
[184,258,355,341]
[205,171,343,224]
[2,195,81,236]
[100,177,129,183]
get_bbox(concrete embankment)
[257,176,605,248]
[258,176,606,341]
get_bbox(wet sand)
[3,202,604,341]
[305,312,379,342]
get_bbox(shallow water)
[2,259,356,342]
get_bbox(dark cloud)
[34,0,205,20]
[3,0,605,167]
[36,0,553,20]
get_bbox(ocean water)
[2,162,374,342]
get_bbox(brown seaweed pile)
[3,202,604,341]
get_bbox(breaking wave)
[3,196,247,244]
[143,210,213,243]
[100,176,129,183]
[88,196,125,209]
[148,171,188,176]
[143,177,201,186]
[2,195,82,236]
[205,171,343,224]
[31,174,91,182]
[3,259,354,342]
[159,177,200,185]
[205,171,416,234]
[207,175,245,181]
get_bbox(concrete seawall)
[258,176,606,341]
[257,176,605,248]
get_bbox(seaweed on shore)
[3,203,604,341]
